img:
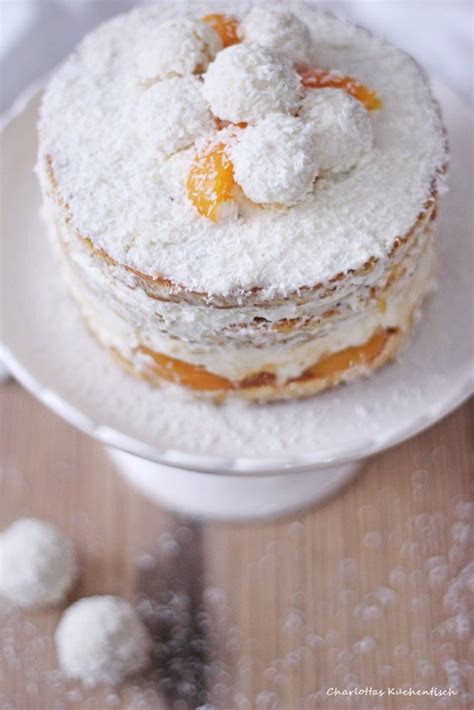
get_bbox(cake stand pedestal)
[108,448,361,520]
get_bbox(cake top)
[39,1,447,298]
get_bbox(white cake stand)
[1,80,472,520]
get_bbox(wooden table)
[0,380,472,709]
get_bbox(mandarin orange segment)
[202,13,240,47]
[141,347,232,391]
[139,329,395,391]
[302,329,391,380]
[187,142,236,221]
[297,65,383,111]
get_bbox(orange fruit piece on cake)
[297,65,382,111]
[202,14,240,47]
[187,142,236,221]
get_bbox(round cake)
[37,2,447,402]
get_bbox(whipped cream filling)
[46,189,437,384]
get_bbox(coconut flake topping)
[300,88,374,173]
[39,3,447,295]
[136,17,222,82]
[202,43,303,124]
[230,113,318,205]
[137,76,215,157]
[239,5,312,64]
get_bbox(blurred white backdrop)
[0,0,472,113]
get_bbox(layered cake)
[37,2,447,402]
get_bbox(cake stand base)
[108,448,362,520]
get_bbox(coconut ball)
[202,43,302,124]
[137,76,214,156]
[300,88,374,173]
[230,113,318,206]
[239,5,312,64]
[55,596,151,686]
[137,18,222,83]
[0,518,79,608]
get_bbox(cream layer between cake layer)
[43,185,437,385]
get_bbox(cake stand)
[1,79,472,520]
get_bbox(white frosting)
[230,113,318,205]
[239,4,312,63]
[0,518,78,608]
[202,42,302,123]
[55,596,151,686]
[38,2,446,297]
[300,88,373,173]
[136,17,222,82]
[136,76,214,157]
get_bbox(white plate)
[1,79,472,475]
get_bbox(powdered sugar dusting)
[38,1,446,297]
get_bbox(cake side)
[45,210,437,402]
[41,174,438,398]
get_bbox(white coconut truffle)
[300,88,374,173]
[137,18,222,82]
[56,596,151,686]
[202,43,303,124]
[137,76,214,156]
[230,113,318,206]
[240,5,312,64]
[0,518,78,608]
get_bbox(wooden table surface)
[0,380,472,710]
